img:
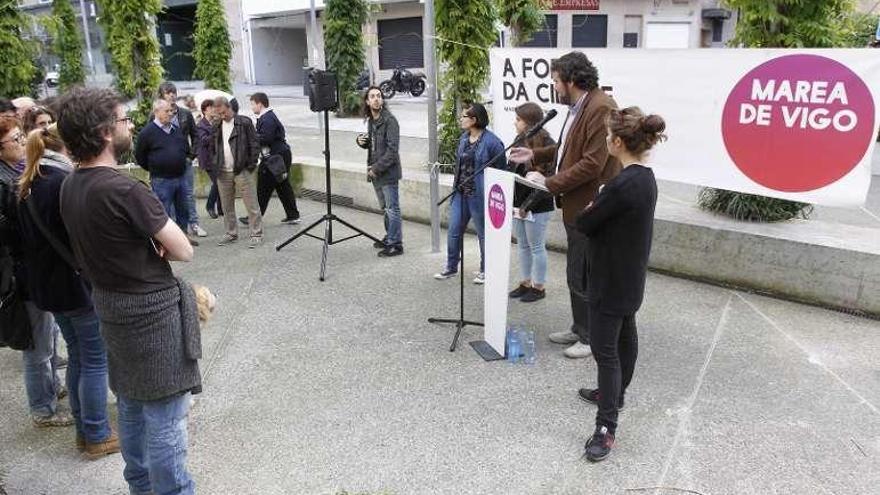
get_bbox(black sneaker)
[378,246,404,257]
[373,239,387,249]
[508,284,530,298]
[239,216,249,225]
[585,426,615,462]
[520,287,546,302]
[281,216,301,225]
[578,388,625,411]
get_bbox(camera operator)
[356,86,403,257]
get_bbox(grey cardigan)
[92,277,202,401]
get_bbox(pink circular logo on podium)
[721,54,875,192]
[487,184,506,229]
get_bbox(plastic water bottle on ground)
[523,329,536,365]
[507,325,521,363]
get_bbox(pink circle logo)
[487,184,506,229]
[721,54,875,192]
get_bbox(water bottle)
[507,325,521,364]
[523,329,536,365]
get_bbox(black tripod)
[276,110,382,281]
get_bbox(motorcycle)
[379,66,426,99]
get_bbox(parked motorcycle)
[379,66,426,99]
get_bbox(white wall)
[251,28,309,84]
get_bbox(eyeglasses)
[116,116,133,125]
[0,133,24,145]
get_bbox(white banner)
[490,48,880,207]
[483,168,515,356]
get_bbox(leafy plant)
[497,0,549,46]
[697,188,813,222]
[193,0,232,92]
[95,0,164,128]
[435,0,499,163]
[699,0,860,221]
[323,0,368,117]
[0,4,38,97]
[49,0,86,91]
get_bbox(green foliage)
[697,189,813,222]
[95,0,164,128]
[497,0,548,46]
[193,0,232,92]
[324,0,368,117]
[435,0,498,163]
[840,11,879,47]
[724,0,856,48]
[51,0,86,91]
[0,4,38,97]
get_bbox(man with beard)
[57,88,200,495]
[509,52,622,360]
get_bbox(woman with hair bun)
[575,106,666,462]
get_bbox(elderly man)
[212,96,263,248]
[136,99,198,246]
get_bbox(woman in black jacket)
[17,125,118,458]
[575,107,666,462]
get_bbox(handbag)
[0,277,33,350]
[262,153,288,184]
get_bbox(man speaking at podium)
[509,51,621,360]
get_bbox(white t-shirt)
[221,119,234,171]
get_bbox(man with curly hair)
[509,51,622,359]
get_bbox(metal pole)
[79,0,95,75]
[424,0,440,253]
[310,0,324,132]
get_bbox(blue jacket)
[454,129,505,191]
[255,109,290,156]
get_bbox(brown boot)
[84,430,120,460]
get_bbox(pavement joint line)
[653,293,734,495]
[859,206,880,226]
[200,275,257,388]
[734,292,880,417]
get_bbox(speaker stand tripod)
[276,110,382,281]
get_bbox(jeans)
[513,211,551,285]
[151,175,190,232]
[22,301,61,416]
[218,169,262,238]
[446,190,485,273]
[589,307,638,435]
[565,223,591,344]
[118,392,195,495]
[54,307,111,443]
[374,182,402,247]
[206,175,222,216]
[184,161,199,227]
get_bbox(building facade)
[237,0,736,86]
[18,0,199,82]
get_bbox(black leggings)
[589,307,638,435]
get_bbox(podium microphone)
[524,109,558,139]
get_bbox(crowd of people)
[0,50,664,494]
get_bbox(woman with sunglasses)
[0,116,72,428]
[434,103,506,284]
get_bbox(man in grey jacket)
[357,87,403,257]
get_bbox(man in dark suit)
[509,52,622,359]
[244,92,300,225]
